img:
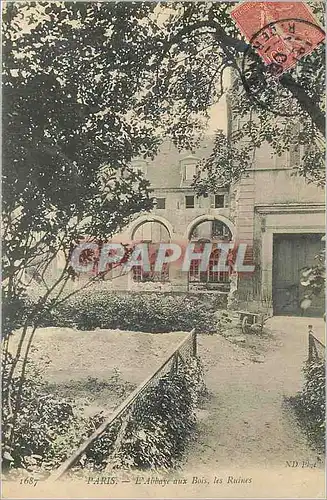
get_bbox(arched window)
[189,219,232,241]
[188,218,233,288]
[132,221,170,282]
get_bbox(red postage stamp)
[231,1,325,75]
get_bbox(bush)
[2,354,89,472]
[2,294,33,340]
[79,356,206,471]
[3,350,206,475]
[291,359,325,452]
[2,355,137,475]
[39,292,221,333]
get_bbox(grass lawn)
[9,327,187,416]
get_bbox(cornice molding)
[255,203,325,215]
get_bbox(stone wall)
[25,138,325,310]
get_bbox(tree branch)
[170,19,325,135]
[280,73,325,136]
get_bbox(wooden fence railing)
[308,326,325,362]
[48,329,197,481]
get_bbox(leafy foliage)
[79,357,206,471]
[300,243,326,313]
[194,130,252,195]
[3,1,160,343]
[2,293,32,340]
[3,352,205,474]
[2,355,136,473]
[2,1,161,455]
[2,0,325,470]
[2,353,85,471]
[38,292,223,333]
[3,1,325,339]
[291,359,325,453]
[3,3,325,224]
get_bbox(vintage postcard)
[2,0,326,498]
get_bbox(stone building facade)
[93,137,236,295]
[234,142,325,316]
[74,133,324,317]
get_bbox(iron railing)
[48,329,197,481]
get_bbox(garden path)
[178,317,325,497]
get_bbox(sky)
[207,96,228,134]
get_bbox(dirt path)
[183,317,325,470]
[5,319,325,499]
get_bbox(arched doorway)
[188,217,234,291]
[132,220,171,283]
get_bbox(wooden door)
[273,234,324,317]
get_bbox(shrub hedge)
[2,357,137,473]
[80,356,206,471]
[291,359,325,453]
[39,292,223,333]
[2,354,86,472]
[3,355,206,474]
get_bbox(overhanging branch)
[280,73,325,136]
[170,18,325,135]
